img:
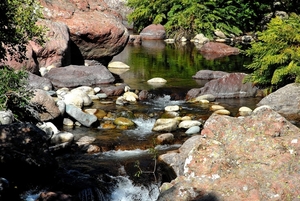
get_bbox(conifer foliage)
[244,13,300,88]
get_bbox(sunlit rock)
[108,61,130,69]
[37,122,60,139]
[123,91,138,102]
[214,109,230,115]
[161,111,180,118]
[239,106,253,116]
[179,120,202,129]
[191,33,210,44]
[70,89,93,106]
[165,105,180,112]
[114,117,135,127]
[66,104,98,127]
[152,118,179,132]
[185,126,200,134]
[214,29,226,38]
[210,105,225,111]
[147,77,167,83]
[51,132,74,144]
[72,86,95,95]
[63,118,74,126]
[164,38,175,43]
[0,110,13,125]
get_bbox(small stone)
[63,118,74,126]
[165,105,180,112]
[157,133,174,144]
[94,87,101,93]
[179,120,202,129]
[239,106,253,116]
[147,77,167,83]
[214,109,230,115]
[185,126,200,134]
[114,117,135,127]
[210,105,225,111]
[161,111,180,118]
[108,61,130,69]
[97,93,108,99]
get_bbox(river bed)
[23,41,262,201]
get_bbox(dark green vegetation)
[0,0,45,61]
[127,0,299,39]
[127,0,300,88]
[0,66,42,122]
[244,13,300,89]
[0,0,45,122]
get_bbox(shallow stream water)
[23,41,262,201]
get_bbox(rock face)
[40,0,129,65]
[158,106,300,201]
[257,83,300,124]
[186,73,258,99]
[0,20,71,73]
[44,65,115,88]
[200,42,239,60]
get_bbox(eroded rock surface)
[158,106,300,201]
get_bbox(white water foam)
[100,149,149,160]
[124,117,156,137]
[21,189,41,201]
[108,176,160,201]
[146,95,185,110]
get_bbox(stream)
[23,41,262,201]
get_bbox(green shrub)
[244,13,300,88]
[0,66,40,122]
[126,0,270,39]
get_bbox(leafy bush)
[127,0,271,39]
[0,0,45,122]
[244,13,300,88]
[0,0,45,61]
[0,66,40,122]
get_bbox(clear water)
[23,41,260,200]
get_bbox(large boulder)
[29,20,71,68]
[200,42,239,60]
[40,0,129,65]
[257,83,300,124]
[192,69,229,80]
[140,24,166,40]
[44,65,115,88]
[27,72,53,91]
[0,20,71,73]
[158,106,300,201]
[30,89,61,121]
[186,73,258,99]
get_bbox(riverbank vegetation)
[0,0,45,121]
[244,13,300,89]
[127,0,300,89]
